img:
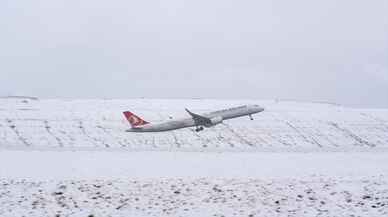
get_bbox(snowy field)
[0,98,388,217]
[1,98,387,151]
[1,177,387,217]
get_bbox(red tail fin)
[123,111,149,127]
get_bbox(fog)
[1,0,387,107]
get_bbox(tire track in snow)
[283,121,323,148]
[314,123,339,147]
[96,125,129,148]
[266,133,294,147]
[266,113,296,147]
[327,122,376,148]
[221,123,256,147]
[275,111,323,148]
[359,113,388,145]
[241,127,268,147]
[78,120,109,148]
[43,120,64,147]
[5,119,30,146]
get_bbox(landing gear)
[195,126,204,132]
[249,115,254,120]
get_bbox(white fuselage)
[126,105,264,132]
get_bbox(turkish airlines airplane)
[123,105,264,132]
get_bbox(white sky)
[1,0,387,107]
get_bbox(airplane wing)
[185,108,212,126]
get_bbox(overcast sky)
[1,0,387,107]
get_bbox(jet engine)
[206,116,223,127]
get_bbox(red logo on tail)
[123,111,149,127]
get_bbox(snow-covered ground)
[1,151,388,180]
[1,177,387,217]
[1,98,387,151]
[0,98,387,217]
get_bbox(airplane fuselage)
[126,105,264,132]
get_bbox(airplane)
[123,104,264,132]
